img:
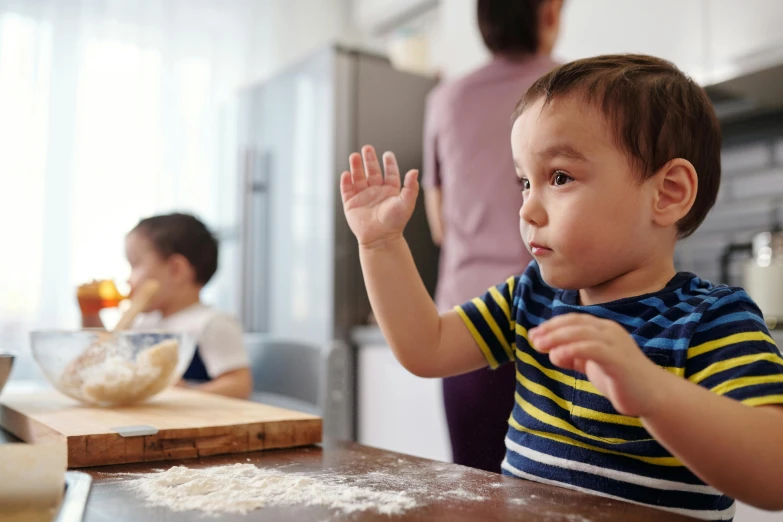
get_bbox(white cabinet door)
[554,0,707,80]
[433,0,709,81]
[358,344,452,462]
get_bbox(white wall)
[243,0,357,85]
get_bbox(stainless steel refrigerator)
[237,45,439,440]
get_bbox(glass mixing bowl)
[30,330,197,407]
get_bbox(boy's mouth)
[528,241,552,256]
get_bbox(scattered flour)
[120,457,555,519]
[125,464,418,517]
[440,488,487,501]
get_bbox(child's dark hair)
[513,54,722,238]
[477,0,548,55]
[131,213,218,286]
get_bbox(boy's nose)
[520,191,546,227]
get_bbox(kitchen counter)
[351,324,387,346]
[1,430,696,522]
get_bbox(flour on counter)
[125,464,418,517]
[441,488,487,501]
[121,455,547,519]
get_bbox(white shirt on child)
[132,303,249,378]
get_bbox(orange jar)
[77,280,127,315]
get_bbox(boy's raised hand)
[340,145,419,248]
[528,314,675,418]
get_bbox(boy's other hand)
[529,314,673,418]
[340,145,419,248]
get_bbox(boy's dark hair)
[477,0,546,55]
[132,213,218,286]
[513,54,721,238]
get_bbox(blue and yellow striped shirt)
[456,261,783,521]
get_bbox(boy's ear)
[650,158,698,230]
[168,253,195,283]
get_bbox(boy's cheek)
[127,271,146,296]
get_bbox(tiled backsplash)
[675,114,783,286]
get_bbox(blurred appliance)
[236,45,440,437]
[705,47,783,122]
[721,208,783,328]
[743,228,783,328]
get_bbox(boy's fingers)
[400,170,419,206]
[530,324,593,352]
[548,341,598,370]
[530,313,599,339]
[340,171,355,203]
[550,341,614,372]
[383,152,401,188]
[363,146,383,187]
[350,152,368,191]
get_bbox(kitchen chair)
[245,336,353,443]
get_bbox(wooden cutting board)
[0,388,321,468]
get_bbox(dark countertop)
[1,429,696,522]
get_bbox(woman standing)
[423,0,563,472]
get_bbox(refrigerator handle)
[251,149,271,333]
[242,147,272,333]
[241,147,255,330]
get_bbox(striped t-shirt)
[456,261,783,521]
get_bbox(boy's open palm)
[340,145,419,247]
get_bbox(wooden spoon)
[113,279,160,331]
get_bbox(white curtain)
[0,0,352,380]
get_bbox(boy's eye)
[552,171,573,186]
[517,177,530,191]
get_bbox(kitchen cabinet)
[430,0,708,80]
[354,326,452,462]
[554,0,707,80]
[430,0,783,86]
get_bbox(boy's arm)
[343,146,485,378]
[186,368,252,399]
[361,236,486,377]
[642,374,783,510]
[530,310,783,511]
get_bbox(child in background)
[81,213,252,399]
[340,55,783,519]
